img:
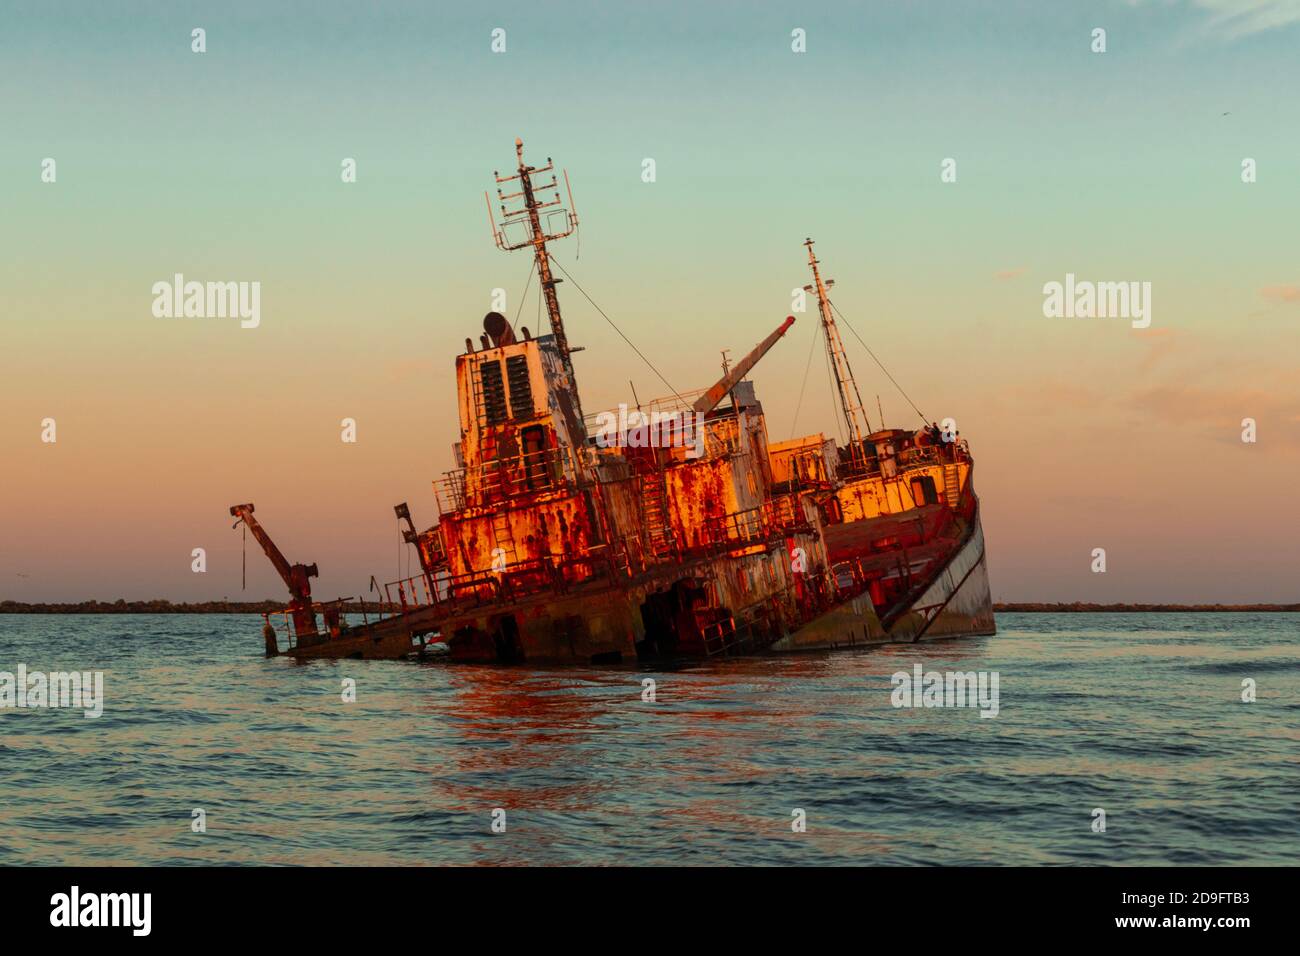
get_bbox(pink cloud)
[1259,284,1300,304]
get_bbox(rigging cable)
[827,298,930,427]
[788,315,821,440]
[823,330,846,446]
[545,252,686,404]
[511,256,537,333]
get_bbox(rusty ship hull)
[261,502,992,665]
[233,140,994,664]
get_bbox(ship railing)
[545,544,632,589]
[830,546,938,607]
[438,447,579,513]
[384,572,445,611]
[512,541,642,592]
[262,609,297,650]
[706,427,742,459]
[833,439,972,483]
[763,494,814,535]
[701,505,770,549]
[383,566,502,612]
[697,593,786,656]
[898,441,970,468]
[378,542,640,616]
[835,454,882,480]
[699,612,738,657]
[476,446,572,500]
[261,596,391,651]
[663,505,783,559]
[733,594,786,649]
[583,392,710,438]
[582,400,740,465]
[770,451,836,492]
[433,470,466,514]
[638,389,709,418]
[896,445,942,468]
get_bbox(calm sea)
[0,612,1295,866]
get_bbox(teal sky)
[3,1,1298,603]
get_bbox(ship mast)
[804,238,873,467]
[487,138,580,381]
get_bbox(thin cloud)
[1259,284,1300,304]
[1181,1,1300,39]
[1130,381,1300,449]
[1132,326,1180,372]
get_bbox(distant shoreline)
[995,603,1300,613]
[1,599,1297,614]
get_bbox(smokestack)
[484,311,516,348]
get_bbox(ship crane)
[804,238,874,469]
[229,503,321,648]
[693,315,796,414]
[394,501,444,581]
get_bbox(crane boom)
[229,503,320,643]
[692,316,796,415]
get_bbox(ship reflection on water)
[422,653,912,864]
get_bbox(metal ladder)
[490,509,516,570]
[640,472,675,558]
[943,463,961,506]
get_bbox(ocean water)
[0,612,1295,866]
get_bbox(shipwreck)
[231,139,995,663]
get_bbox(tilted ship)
[231,139,995,663]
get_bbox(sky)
[2,0,1298,604]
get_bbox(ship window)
[506,354,533,419]
[521,425,552,490]
[478,359,508,425]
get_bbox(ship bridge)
[447,311,588,513]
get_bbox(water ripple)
[0,611,1296,864]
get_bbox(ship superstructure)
[767,240,995,647]
[232,139,994,662]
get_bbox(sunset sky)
[2,0,1298,604]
